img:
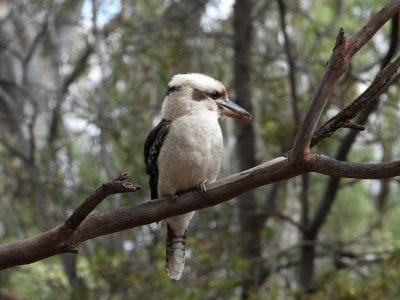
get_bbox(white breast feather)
[157,112,223,199]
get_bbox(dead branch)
[0,173,141,270]
[1,154,400,270]
[291,0,400,162]
[310,154,400,178]
[311,56,400,147]
[64,172,140,230]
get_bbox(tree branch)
[291,0,400,162]
[1,153,400,270]
[310,154,400,179]
[64,172,140,230]
[311,56,400,147]
[306,11,400,239]
[60,42,94,95]
[0,172,141,270]
[347,1,400,57]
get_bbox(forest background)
[0,0,399,299]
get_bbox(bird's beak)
[215,99,252,120]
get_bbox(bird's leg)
[197,179,208,196]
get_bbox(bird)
[144,73,251,280]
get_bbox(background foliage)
[0,0,399,299]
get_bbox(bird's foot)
[197,179,208,196]
[172,194,179,202]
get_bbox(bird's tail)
[166,223,187,280]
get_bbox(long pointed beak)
[215,99,252,120]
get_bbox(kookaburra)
[144,73,251,280]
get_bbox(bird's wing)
[144,119,171,199]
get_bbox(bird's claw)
[197,179,208,196]
[172,194,179,202]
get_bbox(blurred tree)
[232,0,264,298]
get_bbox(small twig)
[342,121,365,131]
[273,211,306,232]
[64,172,140,230]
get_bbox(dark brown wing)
[144,119,171,199]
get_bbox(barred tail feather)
[166,224,186,280]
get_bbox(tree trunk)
[233,0,262,298]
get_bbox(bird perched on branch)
[144,73,251,280]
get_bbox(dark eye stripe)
[192,89,207,101]
[166,86,181,96]
[191,89,225,101]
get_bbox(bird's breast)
[157,113,223,197]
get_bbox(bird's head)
[161,73,252,121]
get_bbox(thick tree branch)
[1,154,400,270]
[0,156,289,270]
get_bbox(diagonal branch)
[347,1,400,57]
[311,56,400,147]
[306,12,400,239]
[290,29,351,162]
[291,0,400,162]
[60,42,94,95]
[0,172,142,269]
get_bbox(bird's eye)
[209,91,220,100]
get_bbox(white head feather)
[161,73,228,120]
[168,73,225,93]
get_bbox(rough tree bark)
[2,152,400,270]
